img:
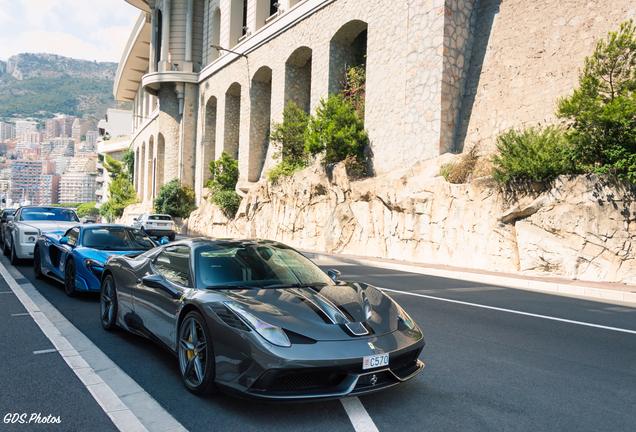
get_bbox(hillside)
[0,53,121,121]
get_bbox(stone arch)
[328,20,368,95]
[155,133,165,196]
[248,66,273,182]
[224,82,241,159]
[147,136,154,201]
[202,96,217,185]
[134,147,140,192]
[285,46,312,113]
[139,142,146,199]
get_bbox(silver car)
[4,206,80,264]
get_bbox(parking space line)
[380,287,636,335]
[0,260,187,432]
[33,348,58,355]
[340,397,380,432]
[0,290,13,294]
[11,312,30,316]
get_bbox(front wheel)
[10,240,20,265]
[100,275,118,330]
[64,259,77,297]
[178,311,216,395]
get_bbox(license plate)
[362,353,389,370]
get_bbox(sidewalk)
[304,250,636,306]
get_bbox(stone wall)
[186,160,636,284]
[457,0,636,152]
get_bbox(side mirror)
[6,215,14,222]
[327,268,341,282]
[141,274,180,298]
[59,236,70,245]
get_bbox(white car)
[4,206,80,264]
[132,213,176,241]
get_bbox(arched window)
[248,67,273,182]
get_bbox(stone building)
[115,0,635,206]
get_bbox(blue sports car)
[34,224,156,296]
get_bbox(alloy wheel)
[178,316,208,388]
[100,277,116,329]
[64,261,76,296]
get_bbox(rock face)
[185,160,636,284]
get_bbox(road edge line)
[305,251,636,306]
[0,260,187,432]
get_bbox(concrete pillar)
[185,0,194,63]
[160,0,171,69]
[149,9,158,73]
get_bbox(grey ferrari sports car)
[100,238,425,399]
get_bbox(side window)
[65,228,80,246]
[153,245,191,287]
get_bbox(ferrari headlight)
[224,301,291,347]
[398,308,417,331]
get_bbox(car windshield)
[20,207,79,222]
[196,243,334,289]
[82,227,156,251]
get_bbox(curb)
[304,251,636,306]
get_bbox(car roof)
[169,237,290,249]
[80,224,132,229]
[18,205,77,211]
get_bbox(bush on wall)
[207,152,241,218]
[154,179,196,218]
[557,20,636,183]
[267,102,310,183]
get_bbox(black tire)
[33,246,43,279]
[64,259,77,297]
[168,234,176,241]
[177,311,216,395]
[100,275,118,331]
[10,239,20,265]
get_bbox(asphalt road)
[2,255,636,432]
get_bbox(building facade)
[9,160,59,206]
[115,0,478,205]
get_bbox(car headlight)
[224,301,291,347]
[23,231,39,243]
[397,308,417,331]
[84,258,104,276]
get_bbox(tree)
[76,202,99,218]
[103,155,124,179]
[557,20,636,182]
[122,149,135,183]
[270,101,310,163]
[100,175,137,221]
[154,179,196,218]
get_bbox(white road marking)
[0,290,14,294]
[33,348,58,355]
[340,397,380,432]
[11,312,30,316]
[381,287,636,335]
[0,260,187,432]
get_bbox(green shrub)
[267,159,306,184]
[154,179,196,218]
[557,20,636,182]
[206,152,239,191]
[305,94,369,166]
[342,65,366,119]
[492,127,577,187]
[206,152,241,218]
[211,190,241,218]
[270,101,310,163]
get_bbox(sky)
[0,0,140,63]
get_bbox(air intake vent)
[210,305,250,331]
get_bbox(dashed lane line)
[0,260,187,432]
[380,287,636,335]
[341,397,380,432]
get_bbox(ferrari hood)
[213,283,400,341]
[22,221,77,234]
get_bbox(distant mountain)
[0,53,122,121]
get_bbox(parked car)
[34,224,156,296]
[4,206,79,264]
[132,213,177,241]
[100,238,425,398]
[0,208,16,245]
